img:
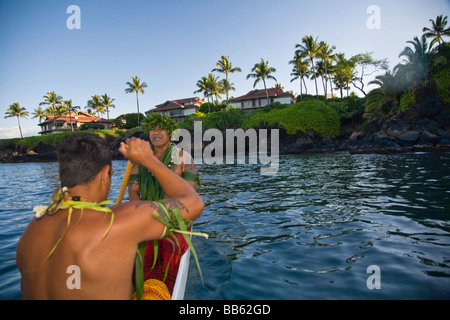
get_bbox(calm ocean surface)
[0,153,449,300]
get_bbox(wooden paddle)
[116,160,134,204]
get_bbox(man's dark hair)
[57,133,112,188]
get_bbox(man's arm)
[118,138,204,223]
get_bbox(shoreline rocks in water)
[1,82,449,163]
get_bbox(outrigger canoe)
[171,246,190,300]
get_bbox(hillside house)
[229,87,295,110]
[38,111,111,135]
[146,97,205,122]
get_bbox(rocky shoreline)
[1,82,449,163]
[1,127,449,164]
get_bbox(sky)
[0,0,449,139]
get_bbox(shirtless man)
[16,133,204,299]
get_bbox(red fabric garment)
[142,230,190,294]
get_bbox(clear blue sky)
[0,0,449,138]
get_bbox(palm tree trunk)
[263,79,270,106]
[321,76,327,98]
[107,107,110,129]
[299,76,303,101]
[226,72,229,108]
[136,92,140,127]
[303,78,308,95]
[329,78,334,98]
[311,58,319,98]
[17,116,23,138]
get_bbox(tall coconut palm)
[125,76,147,127]
[219,79,235,101]
[289,52,310,101]
[397,35,431,85]
[365,70,408,120]
[207,73,223,103]
[39,91,63,115]
[212,56,241,107]
[4,103,29,138]
[314,60,328,98]
[31,106,47,124]
[101,94,115,127]
[296,35,320,98]
[317,41,337,98]
[423,15,450,48]
[246,58,277,105]
[194,74,223,112]
[63,100,80,131]
[87,95,104,117]
[333,53,356,98]
[194,76,211,104]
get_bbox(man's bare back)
[16,135,204,300]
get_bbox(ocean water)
[1,153,449,300]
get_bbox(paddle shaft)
[116,160,134,204]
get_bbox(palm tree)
[125,76,147,127]
[296,35,320,98]
[39,91,63,115]
[212,56,241,107]
[423,15,450,48]
[314,60,328,98]
[194,76,211,104]
[31,106,47,124]
[194,74,223,112]
[317,41,337,98]
[246,58,277,105]
[63,100,80,131]
[101,94,115,127]
[219,79,235,101]
[87,95,104,117]
[4,103,29,138]
[207,73,223,103]
[397,35,431,85]
[289,52,310,101]
[333,53,356,97]
[365,71,406,120]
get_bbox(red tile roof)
[39,111,108,126]
[230,88,294,102]
[152,97,205,111]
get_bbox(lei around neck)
[33,187,114,259]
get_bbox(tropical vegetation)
[2,15,448,142]
[4,103,29,138]
[125,76,147,127]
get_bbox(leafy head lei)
[141,113,178,136]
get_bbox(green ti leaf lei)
[34,188,208,300]
[33,187,114,259]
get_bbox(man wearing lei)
[128,113,200,294]
[16,133,204,299]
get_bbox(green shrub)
[10,130,123,149]
[431,68,450,104]
[242,100,341,137]
[180,107,246,131]
[80,123,105,130]
[400,89,416,112]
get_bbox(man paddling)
[128,113,199,294]
[16,133,204,299]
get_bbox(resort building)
[38,111,111,135]
[229,87,295,110]
[146,97,205,123]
